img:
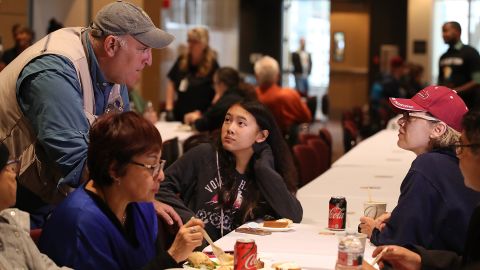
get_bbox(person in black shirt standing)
[439,21,480,109]
[165,27,219,122]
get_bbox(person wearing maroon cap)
[370,109,480,270]
[359,85,480,255]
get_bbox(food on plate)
[263,218,293,228]
[272,262,301,270]
[186,252,216,269]
[218,253,234,265]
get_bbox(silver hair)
[254,56,279,85]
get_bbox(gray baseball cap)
[91,0,174,49]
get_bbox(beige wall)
[329,10,370,118]
[32,0,87,41]
[407,0,433,84]
[0,0,29,49]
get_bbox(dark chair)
[342,120,358,153]
[30,228,42,246]
[182,132,212,154]
[292,144,320,187]
[161,137,179,169]
[307,138,330,175]
[306,95,317,121]
[318,127,333,166]
[298,133,318,145]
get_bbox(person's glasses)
[450,143,480,155]
[129,159,166,178]
[6,159,20,174]
[399,112,440,124]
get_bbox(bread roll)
[272,262,301,270]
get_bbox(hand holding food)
[167,218,205,263]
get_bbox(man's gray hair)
[254,56,280,86]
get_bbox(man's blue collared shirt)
[16,33,129,188]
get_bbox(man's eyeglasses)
[399,112,440,124]
[129,159,166,178]
[6,159,20,174]
[450,143,480,155]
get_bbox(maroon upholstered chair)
[292,144,321,187]
[307,138,330,175]
[30,228,42,246]
[318,127,333,165]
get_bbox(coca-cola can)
[234,238,257,270]
[329,196,347,230]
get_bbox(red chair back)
[292,144,320,187]
[307,138,330,174]
[30,228,42,246]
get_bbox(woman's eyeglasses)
[399,112,440,124]
[129,160,166,178]
[450,143,480,155]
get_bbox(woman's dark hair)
[216,67,240,89]
[462,109,480,154]
[215,67,257,100]
[88,112,162,186]
[215,100,298,223]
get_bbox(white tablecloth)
[154,121,195,143]
[298,129,415,228]
[204,223,377,270]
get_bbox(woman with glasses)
[158,100,302,242]
[359,86,480,254]
[0,143,71,269]
[38,112,205,270]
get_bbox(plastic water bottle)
[335,230,364,270]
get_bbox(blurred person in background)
[165,27,219,122]
[360,86,480,255]
[158,100,302,242]
[291,37,312,97]
[0,1,179,228]
[255,56,311,134]
[184,66,256,132]
[371,109,480,270]
[439,21,480,109]
[0,143,70,269]
[0,25,34,71]
[39,112,204,270]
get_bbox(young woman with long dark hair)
[158,100,302,241]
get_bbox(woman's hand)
[184,110,201,125]
[153,200,183,227]
[167,218,205,263]
[372,246,421,270]
[375,212,391,231]
[359,216,376,238]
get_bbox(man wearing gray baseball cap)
[0,1,179,229]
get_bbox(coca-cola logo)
[329,207,345,219]
[244,253,257,269]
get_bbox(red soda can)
[234,238,257,270]
[329,196,347,230]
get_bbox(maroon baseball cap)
[389,85,468,131]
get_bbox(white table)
[332,129,415,169]
[204,223,377,270]
[154,121,195,143]
[298,129,415,228]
